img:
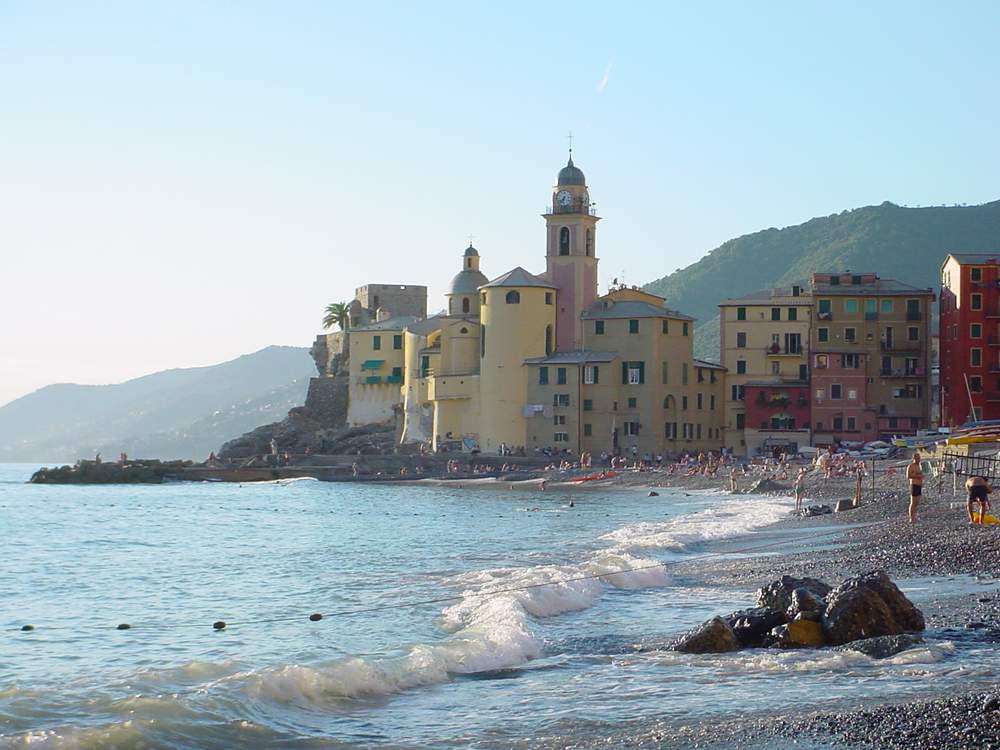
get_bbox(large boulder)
[822,570,925,646]
[722,607,788,648]
[786,587,827,621]
[672,616,741,654]
[835,634,925,659]
[756,575,832,611]
[770,618,825,648]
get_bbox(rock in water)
[786,586,827,620]
[722,607,788,648]
[672,616,741,654]
[756,575,832,611]
[822,570,925,646]
[835,634,925,659]
[770,619,825,648]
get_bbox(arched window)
[559,227,570,255]
[466,258,472,269]
[505,290,521,304]
[545,324,553,356]
[459,327,469,334]
[586,229,592,256]
[462,297,470,314]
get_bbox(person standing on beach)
[907,452,923,523]
[965,475,992,524]
[793,467,807,514]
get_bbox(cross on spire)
[567,131,573,157]
[467,233,475,247]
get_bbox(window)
[682,363,689,384]
[831,384,842,399]
[629,319,639,334]
[736,413,745,429]
[373,335,381,350]
[843,353,860,368]
[662,319,669,334]
[392,366,402,378]
[972,349,983,367]
[682,396,689,410]
[697,393,703,409]
[538,367,549,385]
[627,397,637,409]
[815,354,829,369]
[844,327,856,342]
[818,299,832,315]
[556,367,567,385]
[972,323,983,338]
[559,227,570,255]
[595,320,605,335]
[815,421,823,431]
[583,399,593,411]
[393,334,403,350]
[586,229,592,256]
[771,307,781,321]
[665,422,677,439]
[970,376,983,393]
[554,432,569,442]
[545,324,552,356]
[420,355,430,377]
[624,421,641,436]
[710,395,716,410]
[815,388,825,401]
[624,361,644,384]
[661,361,669,384]
[544,292,552,305]
[830,276,841,286]
[972,267,983,282]
[972,293,983,311]
[865,299,877,314]
[583,423,592,436]
[771,361,780,375]
[731,384,745,401]
[554,393,570,407]
[818,327,829,342]
[505,290,520,304]
[845,299,858,313]
[737,307,747,321]
[697,424,702,440]
[736,360,747,374]
[583,365,598,384]
[462,297,470,314]
[848,388,858,400]
[683,322,689,336]
[833,416,844,431]
[788,307,798,321]
[881,299,893,313]
[553,415,566,425]
[908,327,919,342]
[851,275,862,285]
[736,332,747,348]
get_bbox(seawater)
[1,463,998,749]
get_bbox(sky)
[3,1,1000,406]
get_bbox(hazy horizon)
[4,2,1000,406]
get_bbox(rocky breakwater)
[673,571,925,655]
[30,459,193,484]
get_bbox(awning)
[360,359,385,370]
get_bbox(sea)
[2,462,1000,749]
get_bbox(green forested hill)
[645,200,1000,360]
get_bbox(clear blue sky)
[3,1,999,405]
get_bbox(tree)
[322,302,350,331]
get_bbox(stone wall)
[303,374,349,428]
[310,332,348,377]
[355,284,428,320]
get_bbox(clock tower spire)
[544,151,600,351]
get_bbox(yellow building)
[343,153,725,456]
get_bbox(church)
[338,154,725,456]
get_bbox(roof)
[407,315,445,336]
[463,244,479,257]
[810,278,934,296]
[350,315,420,332]
[944,252,1000,266]
[694,359,725,371]
[557,155,586,186]
[720,284,811,305]
[582,299,694,321]
[481,266,556,290]
[448,268,490,295]
[524,350,619,365]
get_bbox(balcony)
[879,368,926,378]
[764,344,804,357]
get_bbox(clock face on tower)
[556,190,573,207]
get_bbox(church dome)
[448,268,489,295]
[557,156,586,186]
[464,244,479,257]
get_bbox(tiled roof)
[480,266,556,289]
[350,315,420,332]
[721,284,811,305]
[582,299,695,321]
[524,350,620,365]
[810,278,934,296]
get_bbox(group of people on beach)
[905,451,994,525]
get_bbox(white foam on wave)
[601,494,791,552]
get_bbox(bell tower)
[544,150,600,351]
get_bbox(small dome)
[464,244,479,257]
[448,269,489,295]
[557,156,586,186]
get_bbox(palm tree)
[322,302,350,331]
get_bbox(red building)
[940,253,1000,425]
[743,381,811,456]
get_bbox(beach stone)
[834,498,857,512]
[744,478,790,495]
[799,504,833,517]
[770,618,825,648]
[835,633,925,659]
[722,607,788,648]
[822,570,925,646]
[672,616,741,654]
[756,575,832,612]
[786,587,827,620]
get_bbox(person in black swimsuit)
[966,475,992,524]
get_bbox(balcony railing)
[817,311,833,321]
[879,368,926,377]
[764,345,804,356]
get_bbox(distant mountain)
[645,200,1000,359]
[0,346,316,462]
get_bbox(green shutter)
[638,361,645,384]
[622,362,629,384]
[593,365,599,384]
